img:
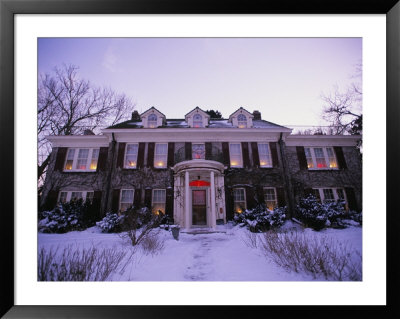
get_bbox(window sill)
[307,168,339,171]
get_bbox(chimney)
[131,110,141,121]
[253,110,261,120]
[83,129,95,135]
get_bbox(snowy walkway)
[38,224,362,281]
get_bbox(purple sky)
[38,38,361,127]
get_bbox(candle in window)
[157,161,164,167]
[90,163,97,170]
[128,161,136,167]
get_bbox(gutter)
[103,132,117,214]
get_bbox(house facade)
[41,106,362,229]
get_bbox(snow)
[38,222,362,281]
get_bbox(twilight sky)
[38,38,361,127]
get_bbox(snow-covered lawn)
[38,222,362,281]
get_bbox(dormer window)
[193,114,203,128]
[148,114,157,128]
[237,114,247,128]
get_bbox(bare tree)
[38,64,135,183]
[321,64,362,135]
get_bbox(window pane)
[314,148,327,168]
[71,192,83,201]
[264,188,276,210]
[193,114,203,127]
[65,149,75,170]
[154,144,167,168]
[59,192,67,203]
[233,188,246,212]
[230,144,243,167]
[336,188,345,200]
[90,149,99,170]
[258,144,272,167]
[148,114,157,128]
[121,190,134,203]
[323,189,335,201]
[86,191,94,202]
[326,147,338,168]
[125,144,138,168]
[75,149,89,170]
[192,144,205,159]
[237,114,247,128]
[304,148,314,168]
[152,189,166,214]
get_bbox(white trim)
[286,135,361,147]
[46,135,109,147]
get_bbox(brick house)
[40,106,362,229]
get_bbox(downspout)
[103,133,117,214]
[278,133,295,218]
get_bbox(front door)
[192,190,207,225]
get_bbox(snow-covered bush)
[348,210,362,225]
[96,213,125,233]
[234,204,286,232]
[38,199,101,233]
[295,195,348,230]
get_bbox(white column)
[210,171,217,229]
[185,171,190,230]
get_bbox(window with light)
[154,143,168,168]
[237,114,247,128]
[233,188,246,213]
[148,114,157,128]
[120,189,134,212]
[192,143,205,159]
[152,189,166,214]
[229,143,243,167]
[258,143,272,167]
[64,148,100,171]
[193,114,203,128]
[125,144,138,168]
[263,188,277,210]
[304,147,338,169]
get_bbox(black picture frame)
[1,1,399,318]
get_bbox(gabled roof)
[140,106,166,119]
[184,106,210,120]
[228,107,254,122]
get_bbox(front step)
[181,228,226,235]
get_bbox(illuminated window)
[154,143,168,168]
[192,143,205,159]
[237,114,247,128]
[58,191,93,203]
[193,114,203,128]
[229,143,243,167]
[258,143,272,167]
[120,189,134,212]
[152,189,166,214]
[233,188,246,213]
[124,144,138,168]
[263,188,277,210]
[148,114,157,128]
[64,148,100,171]
[304,147,338,170]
